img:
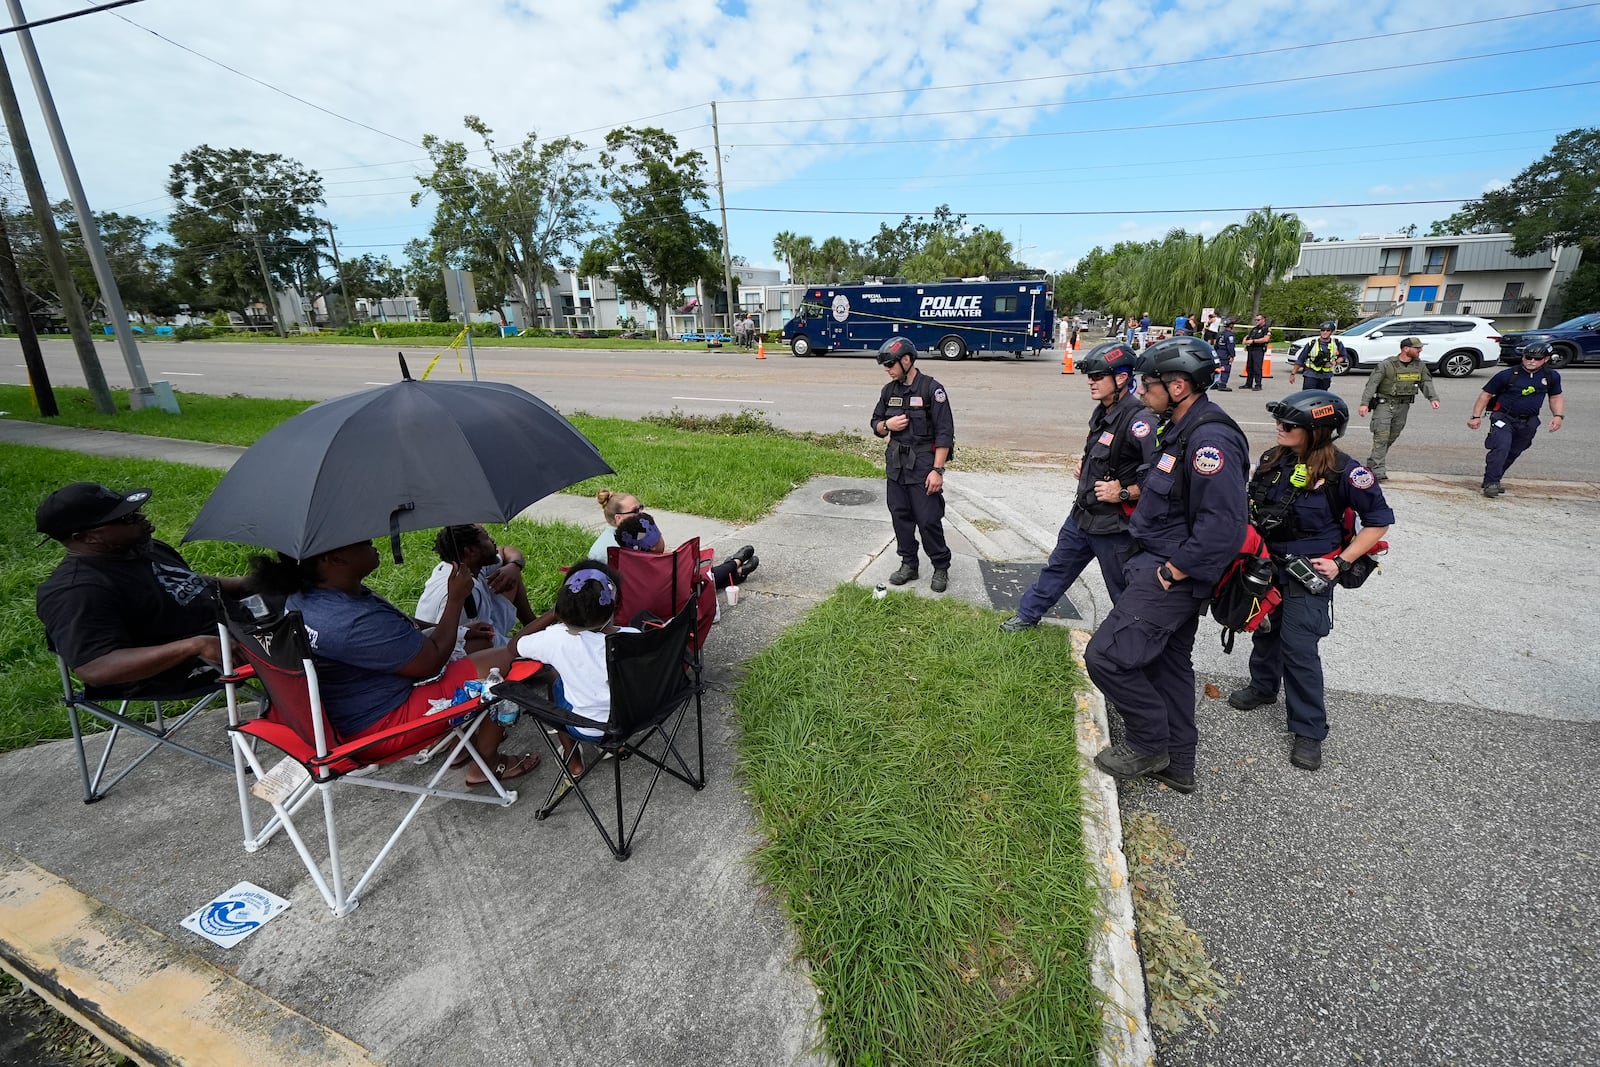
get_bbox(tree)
[164,146,324,323]
[403,236,502,324]
[8,202,174,319]
[1256,275,1359,329]
[1213,207,1306,319]
[1429,128,1600,255]
[413,117,596,325]
[772,230,808,283]
[580,127,721,340]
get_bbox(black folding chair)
[495,602,705,860]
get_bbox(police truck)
[780,275,1054,360]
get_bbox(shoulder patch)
[933,387,947,403]
[1348,465,1376,490]
[1131,418,1152,439]
[1192,445,1224,476]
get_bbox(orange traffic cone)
[1061,351,1075,374]
[1262,354,1272,378]
[1073,336,1082,352]
[757,339,765,360]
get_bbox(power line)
[718,39,1598,127]
[2,0,145,36]
[718,3,1600,105]
[725,80,1600,148]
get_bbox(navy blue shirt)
[1075,392,1158,535]
[1482,366,1562,418]
[871,369,955,481]
[1129,395,1249,590]
[287,585,426,735]
[1215,329,1236,360]
[1249,450,1395,557]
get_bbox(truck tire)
[939,335,968,360]
[791,336,812,357]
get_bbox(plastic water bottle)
[485,667,518,726]
[873,584,888,600]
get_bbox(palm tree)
[772,230,806,283]
[1220,207,1305,318]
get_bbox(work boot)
[1291,736,1323,771]
[1093,742,1170,780]
[1227,685,1276,711]
[733,545,755,564]
[888,562,919,585]
[1482,483,1503,498]
[930,567,949,593]
[999,614,1038,632]
[1151,766,1196,794]
[1213,384,1232,391]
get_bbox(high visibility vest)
[1303,338,1343,373]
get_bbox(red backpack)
[1207,524,1282,653]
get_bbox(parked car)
[1497,312,1600,368]
[1290,316,1501,378]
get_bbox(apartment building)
[1291,233,1581,329]
[519,265,782,334]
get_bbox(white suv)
[1292,316,1502,379]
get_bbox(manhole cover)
[822,488,876,506]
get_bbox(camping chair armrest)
[219,664,257,685]
[491,680,615,738]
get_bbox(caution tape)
[419,327,471,380]
[797,305,1049,341]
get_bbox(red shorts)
[346,659,481,764]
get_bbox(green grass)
[145,331,719,350]
[0,444,593,755]
[0,387,878,523]
[735,586,1100,1066]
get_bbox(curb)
[0,849,380,1067]
[1070,631,1157,1067]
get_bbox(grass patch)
[735,585,1100,1065]
[155,331,713,350]
[0,444,593,755]
[2,389,880,524]
[1121,811,1228,1035]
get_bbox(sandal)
[465,751,539,786]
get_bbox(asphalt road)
[3,339,1593,481]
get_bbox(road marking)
[364,381,389,385]
[1238,421,1278,429]
[670,395,773,405]
[161,371,204,376]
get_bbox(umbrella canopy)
[185,375,611,559]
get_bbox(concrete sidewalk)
[4,418,1598,1065]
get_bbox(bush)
[172,324,215,341]
[343,322,503,339]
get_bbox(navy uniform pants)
[1483,413,1539,485]
[1017,513,1130,621]
[1300,372,1333,392]
[1084,555,1205,776]
[1246,583,1334,740]
[1244,349,1266,387]
[886,468,950,569]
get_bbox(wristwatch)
[1158,562,1178,584]
[933,466,945,474]
[1335,557,1351,574]
[1118,488,1131,502]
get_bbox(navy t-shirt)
[287,586,426,735]
[1482,366,1561,418]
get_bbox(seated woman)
[586,488,643,561]
[508,561,633,780]
[247,541,538,785]
[616,513,757,589]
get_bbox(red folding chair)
[218,611,538,916]
[607,537,717,652]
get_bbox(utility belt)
[1375,395,1415,405]
[1493,411,1536,422]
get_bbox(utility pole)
[0,44,112,412]
[7,0,152,408]
[325,219,352,327]
[0,211,55,415]
[710,101,736,338]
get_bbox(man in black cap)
[35,482,243,696]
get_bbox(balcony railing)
[1440,297,1540,316]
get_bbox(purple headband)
[617,515,663,551]
[564,568,616,605]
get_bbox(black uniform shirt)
[871,370,955,481]
[1075,392,1158,536]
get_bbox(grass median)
[0,386,877,523]
[736,585,1100,1065]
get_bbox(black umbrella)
[185,358,612,560]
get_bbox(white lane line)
[364,381,390,385]
[161,371,204,376]
[670,395,773,405]
[1238,421,1278,428]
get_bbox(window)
[995,296,1019,313]
[1502,282,1524,301]
[1379,248,1407,274]
[1421,246,1454,273]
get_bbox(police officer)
[1242,313,1271,391]
[1469,341,1565,497]
[1086,337,1249,795]
[1228,391,1393,770]
[1212,317,1237,391]
[1001,342,1155,630]
[1358,336,1441,481]
[1291,322,1344,392]
[870,337,955,591]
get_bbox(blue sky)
[2,0,1597,278]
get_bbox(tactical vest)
[1304,338,1342,373]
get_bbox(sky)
[1,0,1597,280]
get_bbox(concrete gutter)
[0,849,379,1067]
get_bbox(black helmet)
[1319,321,1337,332]
[1266,389,1349,439]
[1518,341,1555,361]
[877,336,916,365]
[1079,341,1138,377]
[1143,336,1217,391]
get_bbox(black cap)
[36,482,152,540]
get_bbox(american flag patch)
[1098,431,1114,446]
[1157,454,1176,473]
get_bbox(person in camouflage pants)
[1358,336,1441,480]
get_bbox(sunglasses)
[1086,372,1111,382]
[616,504,644,517]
